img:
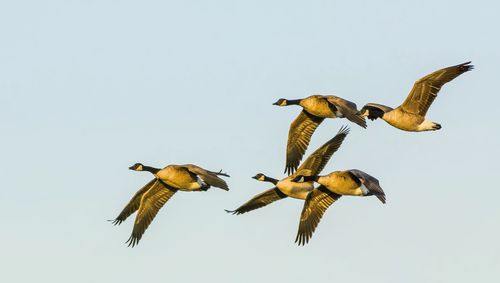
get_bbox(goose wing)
[182,164,229,190]
[294,126,349,177]
[326,96,367,128]
[225,187,287,215]
[285,110,324,175]
[295,186,341,246]
[401,61,473,116]
[348,169,386,204]
[110,179,156,225]
[126,180,177,247]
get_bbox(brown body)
[317,171,365,196]
[298,95,339,118]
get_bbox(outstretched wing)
[401,61,473,116]
[326,96,367,128]
[109,179,156,225]
[294,126,349,177]
[285,110,324,175]
[225,188,288,215]
[183,164,229,190]
[126,180,177,247]
[295,186,341,246]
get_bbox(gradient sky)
[1,1,499,282]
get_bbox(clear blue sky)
[1,1,499,282]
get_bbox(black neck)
[143,165,160,174]
[264,176,279,185]
[287,99,301,105]
[303,175,319,182]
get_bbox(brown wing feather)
[183,164,229,190]
[225,188,287,215]
[326,96,367,128]
[110,179,156,225]
[294,126,349,177]
[401,61,473,116]
[126,180,177,247]
[295,186,341,246]
[285,110,324,175]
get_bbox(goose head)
[252,173,267,181]
[272,98,288,106]
[252,173,279,185]
[129,163,144,171]
[357,108,369,118]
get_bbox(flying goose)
[359,61,473,131]
[273,95,365,175]
[110,163,229,247]
[294,169,385,245]
[225,126,349,215]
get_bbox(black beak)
[252,175,259,180]
[272,101,279,105]
[128,166,135,170]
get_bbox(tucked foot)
[432,123,442,130]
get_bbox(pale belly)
[328,185,364,196]
[384,109,424,131]
[277,180,314,199]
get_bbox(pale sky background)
[1,1,499,282]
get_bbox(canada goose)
[225,126,349,215]
[273,95,365,175]
[110,163,229,247]
[359,61,473,131]
[294,169,385,245]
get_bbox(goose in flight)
[273,95,365,175]
[359,61,473,131]
[110,163,229,247]
[294,169,385,245]
[225,126,349,215]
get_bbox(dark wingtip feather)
[337,125,351,136]
[224,209,240,215]
[460,61,474,72]
[108,219,122,226]
[351,114,368,129]
[215,169,230,177]
[376,194,386,204]
[295,234,308,246]
[285,165,298,176]
[125,235,139,248]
